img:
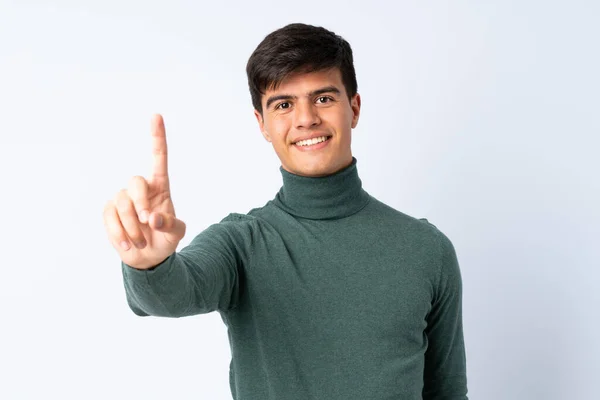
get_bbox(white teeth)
[295,136,329,147]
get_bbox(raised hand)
[103,114,186,270]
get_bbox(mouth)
[293,135,333,148]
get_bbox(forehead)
[265,68,344,96]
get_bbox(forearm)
[120,220,244,317]
[422,309,467,399]
[423,374,468,400]
[121,252,197,317]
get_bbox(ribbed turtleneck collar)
[272,157,371,220]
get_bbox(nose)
[294,100,321,129]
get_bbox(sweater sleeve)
[422,229,468,399]
[120,213,251,318]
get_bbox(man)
[103,23,468,399]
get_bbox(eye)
[275,102,291,110]
[316,96,333,104]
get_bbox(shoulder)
[366,196,446,238]
[216,197,278,225]
[187,212,259,247]
[211,201,280,237]
[413,216,461,288]
[365,195,458,258]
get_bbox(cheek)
[331,109,353,132]
[268,118,290,140]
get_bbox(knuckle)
[128,233,145,245]
[114,229,129,245]
[129,175,146,188]
[104,212,127,244]
[115,191,133,212]
[103,201,114,217]
[123,223,144,244]
[119,213,144,242]
[128,177,149,207]
[114,188,128,201]
[108,191,145,248]
[114,229,128,244]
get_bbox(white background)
[1,1,598,399]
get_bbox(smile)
[294,135,332,147]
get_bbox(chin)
[292,161,338,177]
[283,153,352,177]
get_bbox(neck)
[272,157,370,220]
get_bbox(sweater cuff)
[121,252,177,285]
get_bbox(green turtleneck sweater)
[121,158,468,399]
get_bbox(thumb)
[150,212,186,242]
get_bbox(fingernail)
[139,210,149,223]
[120,241,130,250]
[135,240,146,249]
[155,214,163,228]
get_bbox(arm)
[422,230,468,400]
[121,214,250,317]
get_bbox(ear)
[350,93,361,129]
[254,109,271,142]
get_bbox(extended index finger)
[150,114,169,180]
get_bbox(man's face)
[254,68,361,177]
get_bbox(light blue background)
[1,1,598,399]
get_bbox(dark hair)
[246,23,358,115]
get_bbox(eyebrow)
[265,85,342,109]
